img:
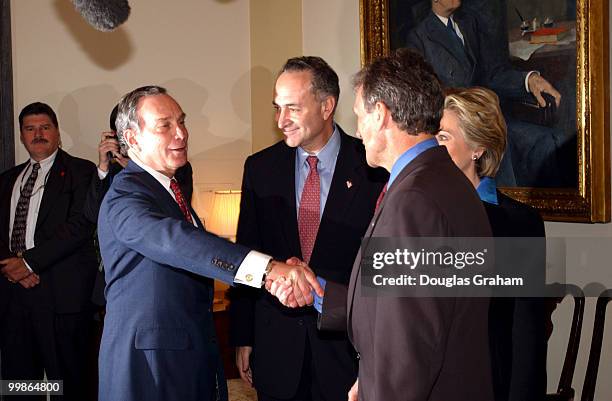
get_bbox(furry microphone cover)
[72,0,131,32]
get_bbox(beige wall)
[12,0,252,192]
[302,0,361,136]
[250,0,302,153]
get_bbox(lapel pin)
[346,180,353,188]
[60,171,65,177]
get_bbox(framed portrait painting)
[360,0,610,222]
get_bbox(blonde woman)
[437,87,547,401]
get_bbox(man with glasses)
[0,102,98,400]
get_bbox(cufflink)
[245,274,253,282]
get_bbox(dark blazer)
[0,149,98,317]
[484,191,547,401]
[97,161,251,401]
[348,146,494,401]
[229,128,387,399]
[406,10,526,100]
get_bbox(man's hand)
[266,260,323,307]
[267,258,326,310]
[348,379,358,401]
[98,131,128,171]
[1,257,32,282]
[235,346,253,386]
[18,273,40,289]
[267,276,297,307]
[528,74,561,107]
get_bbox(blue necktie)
[447,17,463,46]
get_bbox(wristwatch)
[263,259,274,283]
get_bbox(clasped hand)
[0,257,40,288]
[265,257,323,308]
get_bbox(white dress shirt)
[9,150,58,270]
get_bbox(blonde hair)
[444,87,507,177]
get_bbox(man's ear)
[124,129,140,152]
[321,96,336,121]
[373,101,390,131]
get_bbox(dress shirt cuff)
[22,258,34,273]
[525,70,539,93]
[97,167,109,180]
[233,250,272,288]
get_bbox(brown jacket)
[348,146,494,401]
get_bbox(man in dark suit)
[346,49,494,401]
[229,57,387,401]
[0,102,98,400]
[406,0,564,187]
[97,85,322,401]
[83,105,193,308]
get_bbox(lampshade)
[207,190,241,239]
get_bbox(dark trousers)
[0,302,93,401]
[257,337,325,401]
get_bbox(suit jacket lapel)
[347,195,380,342]
[125,161,189,223]
[454,12,478,74]
[348,147,441,342]
[425,13,463,62]
[425,12,474,75]
[36,150,67,231]
[0,163,27,251]
[313,131,362,257]
[276,145,302,258]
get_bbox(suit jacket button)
[298,319,304,326]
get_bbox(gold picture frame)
[360,0,610,222]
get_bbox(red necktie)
[298,156,320,264]
[375,183,388,211]
[170,178,193,224]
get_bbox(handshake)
[264,257,324,308]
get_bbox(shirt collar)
[388,137,438,188]
[476,176,499,205]
[296,124,341,171]
[29,149,58,170]
[434,12,453,26]
[131,156,173,191]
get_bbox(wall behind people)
[302,0,360,136]
[250,0,302,153]
[11,0,254,188]
[301,1,612,400]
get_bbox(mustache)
[31,138,49,144]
